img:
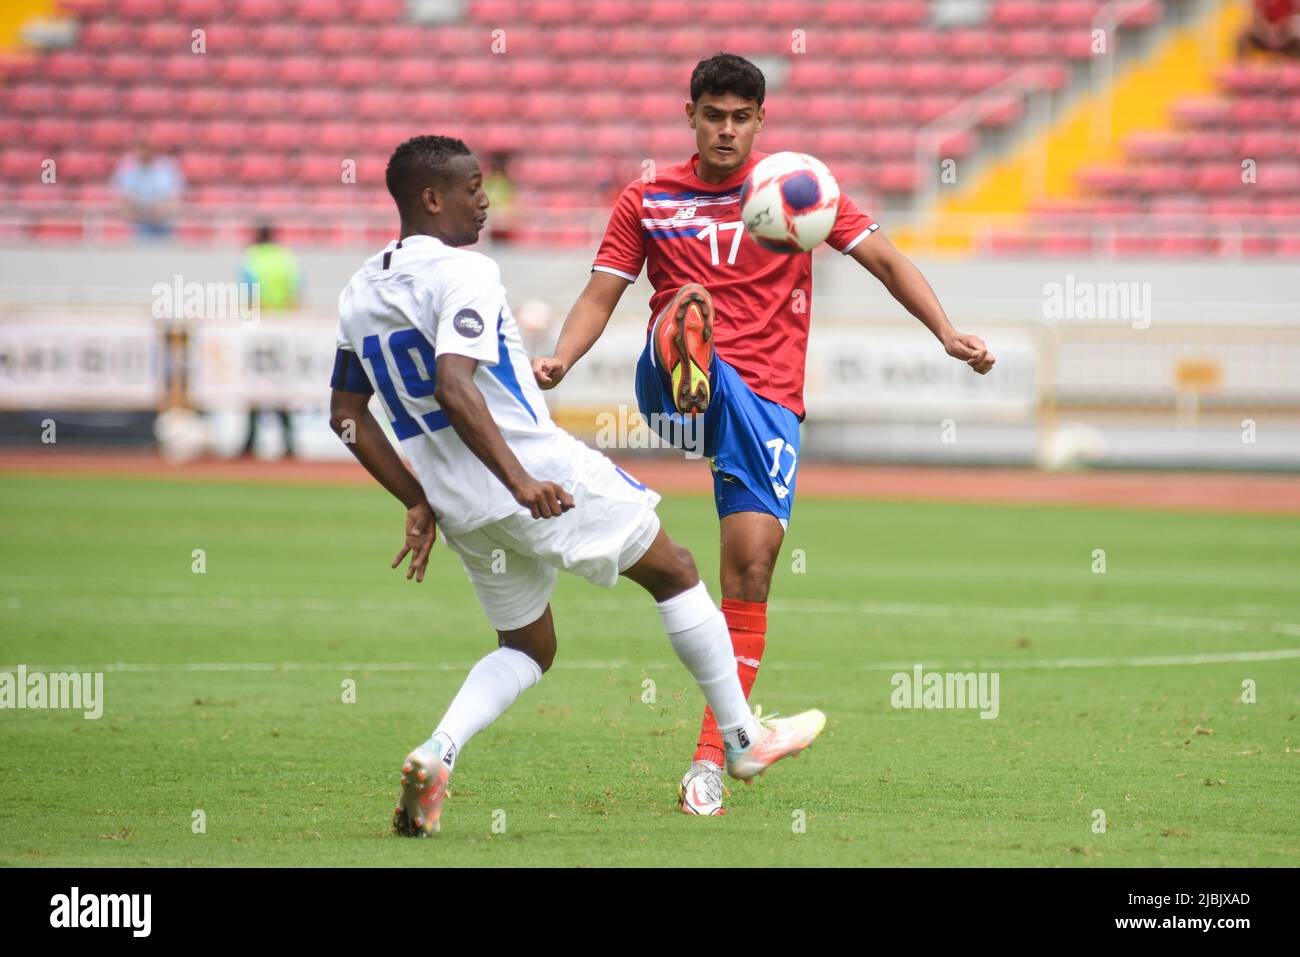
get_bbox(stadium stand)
[2,0,1292,256]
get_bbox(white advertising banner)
[189,318,337,410]
[550,322,1040,421]
[0,316,163,410]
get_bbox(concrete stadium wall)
[1,245,1297,470]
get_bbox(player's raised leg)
[652,282,715,414]
[394,606,555,837]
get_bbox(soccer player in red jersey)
[532,53,996,814]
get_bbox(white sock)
[427,647,543,772]
[656,582,760,749]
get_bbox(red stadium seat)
[353,0,406,21]
[79,19,132,50]
[174,0,227,18]
[59,0,112,14]
[1006,30,1054,60]
[216,54,266,86]
[178,86,233,117]
[291,0,344,23]
[249,21,309,53]
[86,117,136,150]
[392,57,439,88]
[118,0,171,20]
[124,87,179,116]
[179,152,231,184]
[298,87,348,119]
[902,61,952,91]
[234,152,286,184]
[0,148,51,179]
[943,29,995,59]
[145,119,192,151]
[160,52,214,84]
[238,88,285,118]
[879,0,927,26]
[1041,233,1098,256]
[43,49,97,81]
[335,55,384,87]
[233,0,282,22]
[277,55,325,87]
[1053,0,1101,26]
[4,83,53,123]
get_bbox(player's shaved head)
[690,53,765,107]
[386,135,474,212]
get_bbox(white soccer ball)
[739,151,840,253]
[154,407,214,464]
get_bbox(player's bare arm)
[849,230,996,375]
[434,352,575,519]
[329,387,436,582]
[532,269,629,390]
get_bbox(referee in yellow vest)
[239,224,302,458]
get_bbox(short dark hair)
[385,135,473,209]
[690,53,765,107]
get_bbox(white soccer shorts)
[440,445,662,632]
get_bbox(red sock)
[694,598,767,767]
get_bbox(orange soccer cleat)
[654,282,715,415]
[392,746,450,837]
[724,707,827,783]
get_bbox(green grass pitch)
[1,473,1297,867]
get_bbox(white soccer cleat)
[678,760,728,816]
[392,745,450,838]
[725,707,827,782]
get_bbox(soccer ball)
[739,151,840,253]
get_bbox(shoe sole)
[662,283,713,415]
[392,753,448,838]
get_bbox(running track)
[3,450,1299,514]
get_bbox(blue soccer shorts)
[633,336,801,529]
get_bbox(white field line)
[2,589,1297,635]
[3,648,1298,676]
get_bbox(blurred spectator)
[111,140,184,238]
[239,224,302,459]
[1237,0,1300,58]
[483,151,517,244]
[239,223,302,311]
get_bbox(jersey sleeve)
[430,255,503,366]
[329,296,374,394]
[825,190,879,254]
[329,346,374,394]
[591,180,646,282]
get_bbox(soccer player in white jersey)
[329,135,827,836]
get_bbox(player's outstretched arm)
[435,353,575,519]
[848,230,996,375]
[531,270,630,389]
[329,388,436,582]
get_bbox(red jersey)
[592,149,877,419]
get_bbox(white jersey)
[336,234,578,536]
